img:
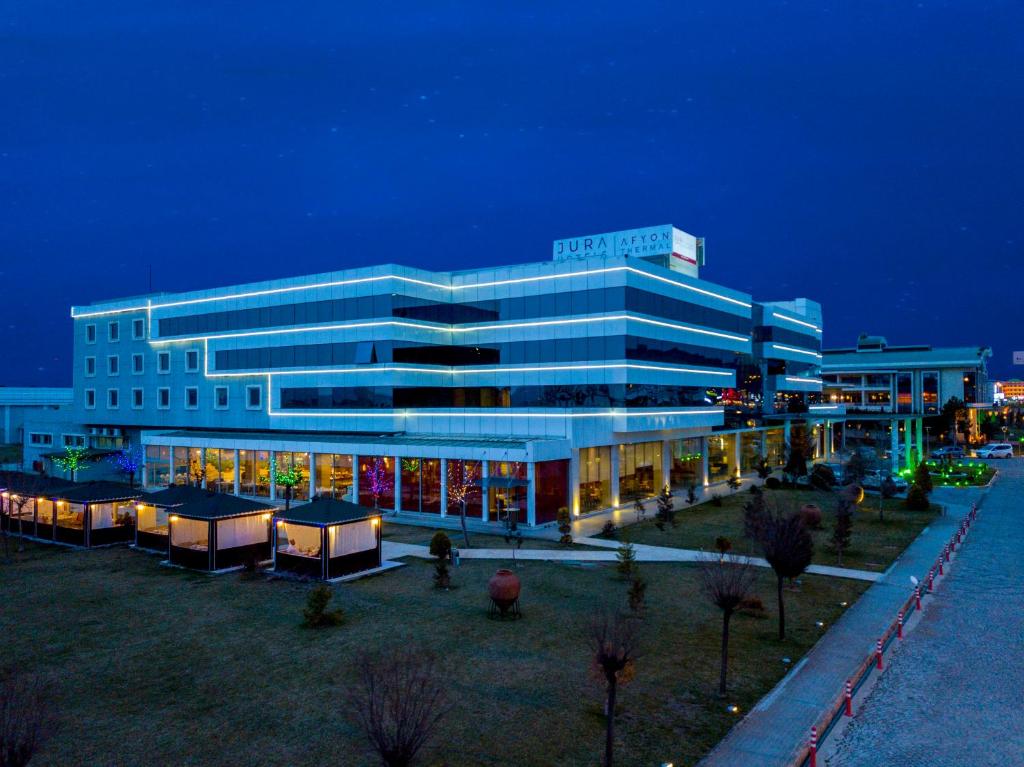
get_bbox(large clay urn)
[488,569,522,614]
[799,503,823,529]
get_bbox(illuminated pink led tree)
[365,457,393,512]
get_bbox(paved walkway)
[828,462,1023,766]
[381,537,879,581]
[698,486,981,767]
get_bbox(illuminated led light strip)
[771,311,822,334]
[208,362,735,379]
[266,407,724,419]
[784,376,824,385]
[771,344,823,360]
[808,405,842,411]
[155,314,749,346]
[70,266,752,318]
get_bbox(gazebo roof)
[171,492,275,521]
[50,481,142,504]
[275,496,379,527]
[139,484,214,508]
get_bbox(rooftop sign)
[1014,351,1024,365]
[552,225,704,277]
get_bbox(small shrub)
[239,552,263,580]
[913,461,933,494]
[810,464,837,491]
[556,507,573,546]
[714,536,732,556]
[655,485,675,531]
[429,531,452,560]
[633,497,646,524]
[303,584,344,628]
[904,483,930,511]
[627,574,647,614]
[726,475,742,492]
[738,596,767,617]
[710,494,723,507]
[600,521,618,539]
[686,484,698,505]
[616,542,637,578]
[765,477,782,490]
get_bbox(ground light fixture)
[816,621,826,629]
[727,705,740,714]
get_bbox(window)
[107,389,120,409]
[85,324,97,344]
[132,353,144,374]
[107,355,119,376]
[157,387,170,409]
[246,385,262,410]
[922,371,939,415]
[62,434,86,447]
[132,388,144,409]
[185,387,199,409]
[108,321,120,342]
[158,351,170,373]
[185,349,199,372]
[214,386,229,410]
[85,389,96,409]
[353,341,378,364]
[85,356,96,377]
[132,318,145,339]
[29,433,53,446]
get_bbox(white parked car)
[974,443,1014,459]
[861,470,908,492]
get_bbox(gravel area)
[829,460,1024,766]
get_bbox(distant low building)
[995,379,1024,402]
[0,387,74,446]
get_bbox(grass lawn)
[381,521,599,551]
[619,487,940,572]
[1,542,867,767]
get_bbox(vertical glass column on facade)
[488,460,526,523]
[145,445,170,487]
[205,449,236,493]
[172,447,188,485]
[421,459,441,513]
[669,438,702,491]
[358,456,395,510]
[896,373,913,414]
[240,450,271,497]
[922,371,939,415]
[764,429,785,466]
[399,458,422,512]
[617,442,663,501]
[533,460,569,525]
[314,454,354,501]
[707,434,737,483]
[578,447,611,513]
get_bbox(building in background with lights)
[820,334,993,466]
[994,380,1024,402]
[20,224,837,528]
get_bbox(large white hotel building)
[23,225,837,528]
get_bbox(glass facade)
[740,432,763,473]
[314,454,355,501]
[963,372,978,403]
[669,438,702,490]
[534,460,569,525]
[145,445,170,487]
[273,452,310,501]
[618,442,663,500]
[446,460,482,518]
[579,447,612,513]
[488,460,526,523]
[896,373,913,414]
[921,371,939,414]
[239,450,271,497]
[358,456,395,510]
[206,448,236,494]
[707,434,736,483]
[764,429,785,466]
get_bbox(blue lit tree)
[110,444,144,488]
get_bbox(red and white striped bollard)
[876,638,884,670]
[809,725,818,767]
[928,569,934,592]
[915,586,921,610]
[844,679,853,716]
[897,611,904,639]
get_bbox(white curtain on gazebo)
[217,515,267,550]
[276,522,321,557]
[171,518,208,550]
[329,520,376,557]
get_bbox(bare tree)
[699,554,758,694]
[345,647,450,767]
[588,611,641,767]
[2,474,44,555]
[0,670,53,767]
[446,460,478,549]
[756,500,814,640]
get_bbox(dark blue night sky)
[2,1,1021,385]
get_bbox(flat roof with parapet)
[822,345,991,371]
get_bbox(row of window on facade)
[84,349,200,377]
[143,447,571,525]
[83,385,262,411]
[83,318,146,344]
[824,371,947,414]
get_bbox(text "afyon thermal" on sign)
[552,225,704,278]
